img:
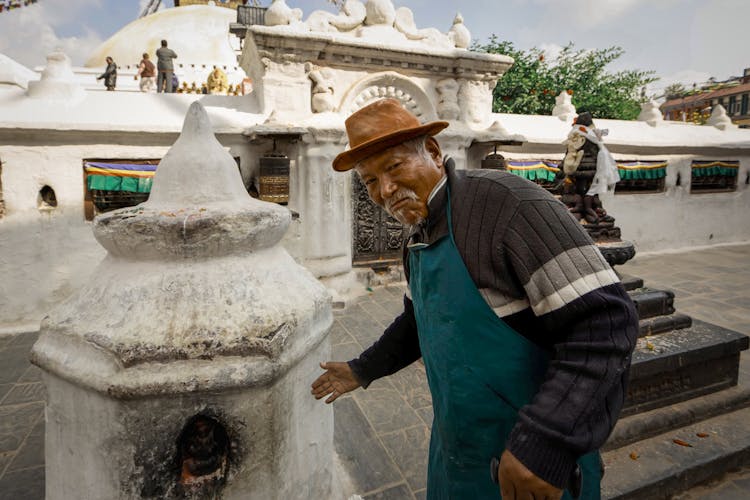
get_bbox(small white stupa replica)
[31,102,333,499]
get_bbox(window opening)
[690,160,739,193]
[614,161,667,194]
[38,185,58,209]
[83,160,158,221]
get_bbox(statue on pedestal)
[207,66,229,95]
[559,112,620,240]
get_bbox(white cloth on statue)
[569,125,620,196]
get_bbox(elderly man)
[312,99,638,499]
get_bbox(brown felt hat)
[333,98,449,172]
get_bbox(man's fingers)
[324,390,339,404]
[311,374,329,390]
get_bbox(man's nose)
[380,176,397,199]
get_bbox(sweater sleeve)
[501,198,638,489]
[347,295,421,388]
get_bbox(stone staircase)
[601,276,750,499]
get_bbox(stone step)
[638,313,692,337]
[620,275,644,292]
[601,405,750,500]
[605,383,750,451]
[623,320,749,416]
[629,288,676,320]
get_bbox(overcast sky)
[1,0,747,97]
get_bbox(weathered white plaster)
[0,53,38,89]
[25,51,84,103]
[31,102,334,499]
[637,100,664,126]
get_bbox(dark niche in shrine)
[352,173,407,267]
[176,414,231,495]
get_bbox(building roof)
[662,83,750,110]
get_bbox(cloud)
[0,0,103,68]
[514,0,651,26]
[537,42,564,62]
[646,69,713,98]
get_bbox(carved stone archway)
[339,71,438,120]
[342,72,434,266]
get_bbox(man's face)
[355,139,444,226]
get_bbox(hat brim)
[332,121,449,172]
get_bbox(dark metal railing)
[237,5,267,26]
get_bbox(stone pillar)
[31,103,333,499]
[292,128,352,280]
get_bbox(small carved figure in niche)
[436,78,460,120]
[207,66,229,95]
[306,63,336,113]
[559,112,619,225]
[178,415,229,488]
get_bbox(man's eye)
[364,178,376,186]
[387,162,401,172]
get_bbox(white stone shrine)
[30,102,333,499]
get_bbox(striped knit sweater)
[348,159,639,489]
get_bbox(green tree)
[663,83,688,100]
[474,37,657,120]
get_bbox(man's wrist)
[506,424,577,490]
[346,359,372,389]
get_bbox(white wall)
[606,156,750,252]
[3,131,750,333]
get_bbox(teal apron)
[408,188,601,500]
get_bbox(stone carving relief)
[448,13,471,49]
[436,78,460,120]
[458,79,493,126]
[265,0,304,27]
[265,0,470,51]
[260,57,307,79]
[353,86,422,118]
[340,71,437,121]
[305,63,336,113]
[552,91,576,122]
[306,0,366,32]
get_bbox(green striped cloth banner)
[617,162,668,180]
[506,161,560,182]
[86,175,153,193]
[691,161,739,177]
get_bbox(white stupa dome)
[85,5,239,72]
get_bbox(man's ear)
[425,137,443,167]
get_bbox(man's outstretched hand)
[498,450,563,500]
[311,361,361,403]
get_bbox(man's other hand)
[311,361,361,403]
[498,450,563,500]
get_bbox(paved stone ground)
[0,242,748,499]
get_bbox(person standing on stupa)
[96,56,117,91]
[155,39,178,93]
[135,52,156,92]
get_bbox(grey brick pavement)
[0,242,748,499]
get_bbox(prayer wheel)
[258,153,290,204]
[481,152,507,170]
